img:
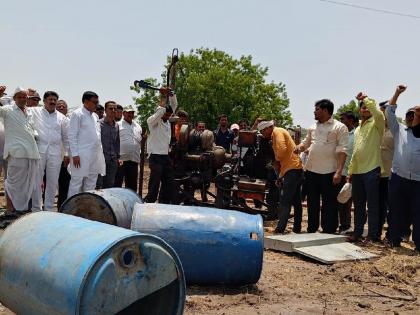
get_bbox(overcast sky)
[2,0,420,126]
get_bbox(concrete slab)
[264,233,346,253]
[295,242,377,264]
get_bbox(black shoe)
[383,237,401,248]
[274,227,286,234]
[365,236,381,243]
[347,233,362,243]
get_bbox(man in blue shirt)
[386,85,420,252]
[214,114,234,153]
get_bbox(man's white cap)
[337,183,352,204]
[123,104,136,112]
[13,86,27,97]
[257,120,274,131]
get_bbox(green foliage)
[334,99,359,120]
[131,48,292,130]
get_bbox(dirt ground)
[0,173,419,315]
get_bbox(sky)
[2,0,420,127]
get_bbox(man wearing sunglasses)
[67,91,105,197]
[386,85,420,252]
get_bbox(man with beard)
[294,99,348,233]
[67,91,105,197]
[0,87,40,213]
[115,104,123,122]
[386,85,420,252]
[144,89,177,203]
[347,93,385,243]
[30,91,69,211]
[99,101,121,188]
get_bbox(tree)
[131,48,292,130]
[334,100,359,120]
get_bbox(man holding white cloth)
[67,91,105,197]
[30,91,69,211]
[0,87,40,212]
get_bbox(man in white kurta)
[67,91,105,197]
[0,87,40,212]
[30,91,69,211]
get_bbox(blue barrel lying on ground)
[131,203,264,285]
[59,188,142,228]
[0,212,185,315]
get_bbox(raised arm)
[147,107,165,129]
[365,97,385,131]
[386,85,407,135]
[389,85,407,106]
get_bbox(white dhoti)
[32,152,62,211]
[5,157,39,211]
[67,145,106,198]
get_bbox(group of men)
[0,85,142,213]
[254,85,419,252]
[158,85,418,252]
[0,83,419,252]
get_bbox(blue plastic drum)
[131,203,264,285]
[0,212,185,315]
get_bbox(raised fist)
[0,86,6,96]
[356,92,368,101]
[396,85,407,94]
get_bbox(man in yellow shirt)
[348,92,385,242]
[258,120,303,233]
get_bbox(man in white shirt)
[0,87,40,213]
[295,99,348,234]
[67,91,105,197]
[30,91,69,211]
[115,105,142,192]
[144,90,177,203]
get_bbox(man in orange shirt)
[174,110,189,142]
[259,120,303,233]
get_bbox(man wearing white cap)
[27,89,41,107]
[258,120,304,233]
[29,91,69,211]
[0,87,40,213]
[115,105,142,191]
